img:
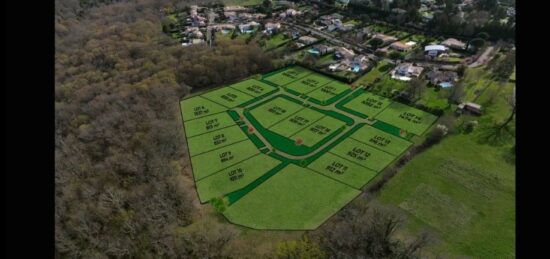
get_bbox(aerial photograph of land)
[55,0,515,258]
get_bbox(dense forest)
[55,0,428,257]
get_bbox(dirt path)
[469,46,494,68]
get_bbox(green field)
[269,108,325,138]
[307,80,351,105]
[307,152,378,189]
[263,66,312,86]
[285,73,333,94]
[223,164,361,230]
[291,116,346,147]
[191,140,260,181]
[378,134,515,258]
[180,96,228,121]
[229,79,278,98]
[202,86,255,108]
[196,153,282,202]
[374,102,438,136]
[184,111,235,138]
[340,91,392,118]
[349,125,412,156]
[249,96,304,128]
[330,138,396,172]
[187,125,248,156]
[351,60,393,87]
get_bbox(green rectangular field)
[330,138,396,172]
[229,79,278,97]
[349,125,412,156]
[184,111,235,138]
[187,125,248,156]
[291,116,346,147]
[190,140,260,181]
[308,152,378,189]
[249,96,304,128]
[342,92,392,118]
[201,86,255,108]
[285,74,333,95]
[180,96,228,121]
[196,153,282,202]
[307,80,351,104]
[268,108,325,138]
[263,66,312,86]
[374,102,438,136]
[223,164,361,230]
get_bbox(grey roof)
[424,45,447,51]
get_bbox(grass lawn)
[191,140,260,181]
[307,80,351,104]
[374,102,438,136]
[315,53,336,66]
[378,132,515,258]
[387,30,409,39]
[196,153,282,202]
[416,87,451,110]
[369,75,408,97]
[224,164,361,230]
[366,24,393,33]
[352,60,393,87]
[264,33,290,50]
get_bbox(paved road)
[284,22,370,54]
[469,46,494,68]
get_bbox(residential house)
[425,70,458,87]
[298,36,318,45]
[310,44,334,56]
[224,6,250,12]
[224,11,238,22]
[334,47,355,60]
[239,21,260,33]
[391,62,424,81]
[390,41,412,52]
[441,38,466,50]
[424,45,448,57]
[264,22,281,35]
[350,55,369,73]
[457,102,482,115]
[373,33,398,45]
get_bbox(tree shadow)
[475,123,515,147]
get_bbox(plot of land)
[285,73,333,95]
[179,65,438,230]
[291,116,346,147]
[184,111,235,138]
[307,152,378,189]
[180,96,228,121]
[307,80,351,105]
[223,164,361,230]
[229,79,278,98]
[263,66,312,86]
[191,140,260,181]
[196,153,281,202]
[340,91,392,118]
[202,86,255,108]
[269,108,325,138]
[374,102,438,135]
[330,138,396,172]
[187,125,248,156]
[249,96,304,128]
[349,125,412,156]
